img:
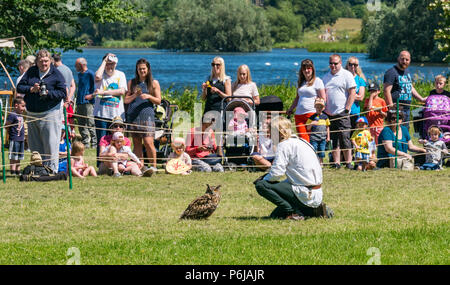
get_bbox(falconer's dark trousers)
[255,180,315,219]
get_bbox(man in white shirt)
[254,116,333,220]
[323,54,357,169]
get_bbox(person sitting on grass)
[251,118,275,171]
[100,132,144,177]
[58,125,71,174]
[351,116,373,171]
[186,113,224,173]
[418,126,448,170]
[70,141,97,178]
[376,109,426,168]
[166,137,192,175]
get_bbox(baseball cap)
[356,116,368,125]
[314,97,325,107]
[368,82,380,92]
[112,132,124,141]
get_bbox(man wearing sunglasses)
[383,50,426,131]
[322,54,357,170]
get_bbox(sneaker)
[346,163,354,170]
[149,166,158,175]
[286,213,305,221]
[142,167,153,177]
[331,163,341,169]
[113,172,121,178]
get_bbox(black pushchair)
[220,96,257,169]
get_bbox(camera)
[39,80,48,98]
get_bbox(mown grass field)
[0,147,448,265]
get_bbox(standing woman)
[345,56,366,130]
[124,58,161,173]
[287,59,326,142]
[201,57,232,114]
[232,64,260,105]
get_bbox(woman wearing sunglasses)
[345,56,367,130]
[376,109,425,168]
[201,57,232,114]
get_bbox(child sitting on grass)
[418,126,448,170]
[101,132,143,177]
[351,116,373,171]
[166,137,192,175]
[70,141,97,178]
[58,125,71,174]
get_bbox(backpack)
[19,164,67,182]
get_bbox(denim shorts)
[310,140,327,158]
[9,140,25,160]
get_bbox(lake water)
[2,48,449,91]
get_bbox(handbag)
[389,156,414,170]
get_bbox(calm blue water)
[2,48,449,91]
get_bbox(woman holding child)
[124,58,161,174]
[286,59,326,142]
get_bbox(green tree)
[265,2,304,43]
[428,0,450,62]
[157,0,271,52]
[363,0,445,62]
[0,0,142,71]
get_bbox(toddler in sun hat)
[166,137,192,175]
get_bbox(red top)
[99,134,132,147]
[364,97,388,127]
[185,127,218,158]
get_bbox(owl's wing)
[180,194,217,219]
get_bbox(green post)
[0,105,6,183]
[394,97,400,169]
[63,108,72,189]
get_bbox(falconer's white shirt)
[264,135,323,208]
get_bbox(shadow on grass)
[230,216,273,221]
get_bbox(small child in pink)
[227,107,248,135]
[70,141,97,178]
[101,132,143,177]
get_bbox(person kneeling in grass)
[254,116,333,221]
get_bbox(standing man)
[17,49,67,172]
[323,54,357,169]
[52,54,76,136]
[383,50,426,130]
[75,57,97,149]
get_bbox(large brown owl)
[179,184,222,220]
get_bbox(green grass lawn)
[0,147,448,265]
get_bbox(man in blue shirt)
[383,50,426,130]
[75,57,97,148]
